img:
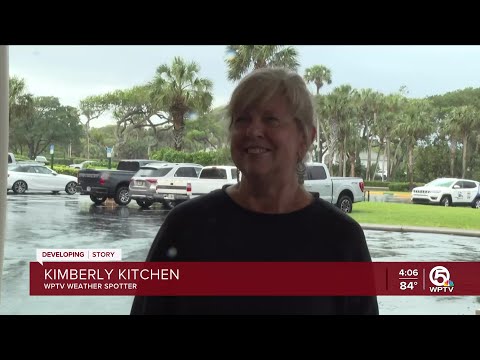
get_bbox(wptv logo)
[429,266,455,293]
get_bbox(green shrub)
[151,147,233,166]
[364,181,390,187]
[51,165,79,177]
[388,182,425,191]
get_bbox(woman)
[131,67,379,315]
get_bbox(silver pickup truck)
[155,162,364,213]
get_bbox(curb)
[361,224,480,238]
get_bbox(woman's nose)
[245,116,264,137]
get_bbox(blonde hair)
[227,67,316,153]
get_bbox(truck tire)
[163,200,177,210]
[440,195,451,207]
[337,195,353,213]
[136,199,153,208]
[114,186,131,206]
[90,195,107,205]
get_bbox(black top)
[130,189,379,315]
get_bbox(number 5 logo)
[429,266,450,286]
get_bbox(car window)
[463,181,477,189]
[200,168,227,179]
[231,168,238,180]
[117,161,140,171]
[174,167,199,178]
[35,166,53,174]
[306,166,327,180]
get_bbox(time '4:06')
[399,269,418,276]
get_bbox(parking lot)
[1,193,480,315]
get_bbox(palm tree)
[447,105,480,178]
[396,99,434,188]
[151,57,213,151]
[304,65,332,162]
[441,107,462,177]
[225,45,299,81]
[9,76,33,125]
[304,65,332,95]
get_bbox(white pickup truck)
[189,165,239,198]
[156,162,364,213]
[304,162,364,213]
[155,165,238,209]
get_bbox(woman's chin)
[241,165,272,179]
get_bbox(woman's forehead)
[234,93,292,114]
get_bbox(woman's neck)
[226,177,313,214]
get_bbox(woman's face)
[230,94,307,182]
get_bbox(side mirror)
[52,171,58,175]
[453,185,460,189]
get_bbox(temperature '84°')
[400,281,418,290]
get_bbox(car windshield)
[425,179,455,187]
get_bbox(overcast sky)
[9,45,480,127]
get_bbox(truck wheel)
[114,186,131,206]
[440,196,451,207]
[90,195,107,205]
[136,199,153,208]
[337,195,353,213]
[162,200,177,210]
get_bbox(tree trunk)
[173,114,185,151]
[316,118,321,162]
[350,151,356,176]
[374,147,381,179]
[328,151,334,176]
[366,138,372,180]
[84,120,91,160]
[462,135,468,178]
[450,138,456,177]
[381,137,386,182]
[408,144,414,190]
[386,138,390,181]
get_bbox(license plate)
[87,186,91,191]
[164,194,175,200]
[135,180,144,186]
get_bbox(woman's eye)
[264,116,280,125]
[233,116,249,126]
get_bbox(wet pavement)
[1,193,480,315]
